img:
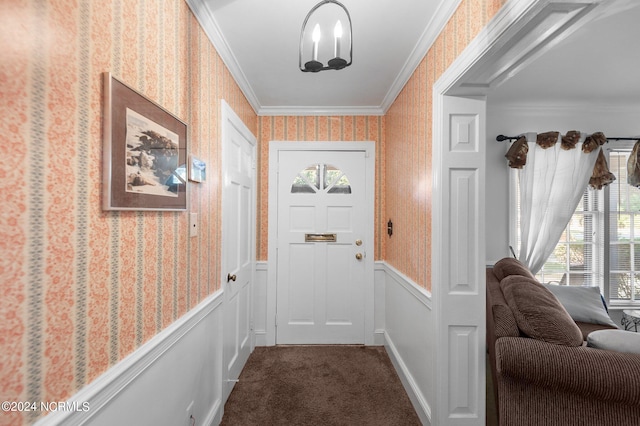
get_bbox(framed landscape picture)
[102,72,188,211]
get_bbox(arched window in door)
[291,164,351,194]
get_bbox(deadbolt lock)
[355,239,362,246]
[355,253,363,260]
[227,273,237,282]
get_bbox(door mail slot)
[305,233,337,243]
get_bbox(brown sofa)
[487,258,640,426]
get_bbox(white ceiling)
[488,1,640,108]
[188,0,454,115]
[188,0,640,115]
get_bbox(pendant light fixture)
[299,0,353,72]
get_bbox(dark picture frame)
[102,72,188,211]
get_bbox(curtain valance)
[505,131,616,190]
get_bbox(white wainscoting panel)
[373,262,386,345]
[381,262,434,426]
[35,292,225,426]
[254,261,268,346]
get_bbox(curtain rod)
[496,134,639,142]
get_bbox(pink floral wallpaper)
[0,1,255,424]
[385,0,506,291]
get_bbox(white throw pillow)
[587,329,640,355]
[542,284,618,328]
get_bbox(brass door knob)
[355,239,363,246]
[227,273,237,282]
[355,253,363,260]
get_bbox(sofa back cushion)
[542,284,618,328]
[493,257,535,281]
[486,269,520,338]
[501,276,584,347]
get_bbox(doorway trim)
[266,141,376,346]
[431,0,614,424]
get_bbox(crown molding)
[257,105,385,117]
[185,0,261,114]
[490,101,640,114]
[378,0,463,113]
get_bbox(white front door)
[276,149,368,344]
[221,100,255,401]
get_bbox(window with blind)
[511,147,640,305]
[608,150,640,304]
[536,190,600,287]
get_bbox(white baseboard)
[254,330,268,347]
[35,292,225,426]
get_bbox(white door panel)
[222,101,255,402]
[433,95,486,424]
[276,150,367,344]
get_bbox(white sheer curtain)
[519,132,600,274]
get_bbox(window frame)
[604,145,640,308]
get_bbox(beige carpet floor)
[220,345,421,426]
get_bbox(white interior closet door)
[221,100,256,402]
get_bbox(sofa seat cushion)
[576,322,618,341]
[501,276,584,347]
[587,329,640,355]
[493,257,535,281]
[542,284,618,328]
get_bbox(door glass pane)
[324,164,351,194]
[291,165,319,193]
[291,164,352,194]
